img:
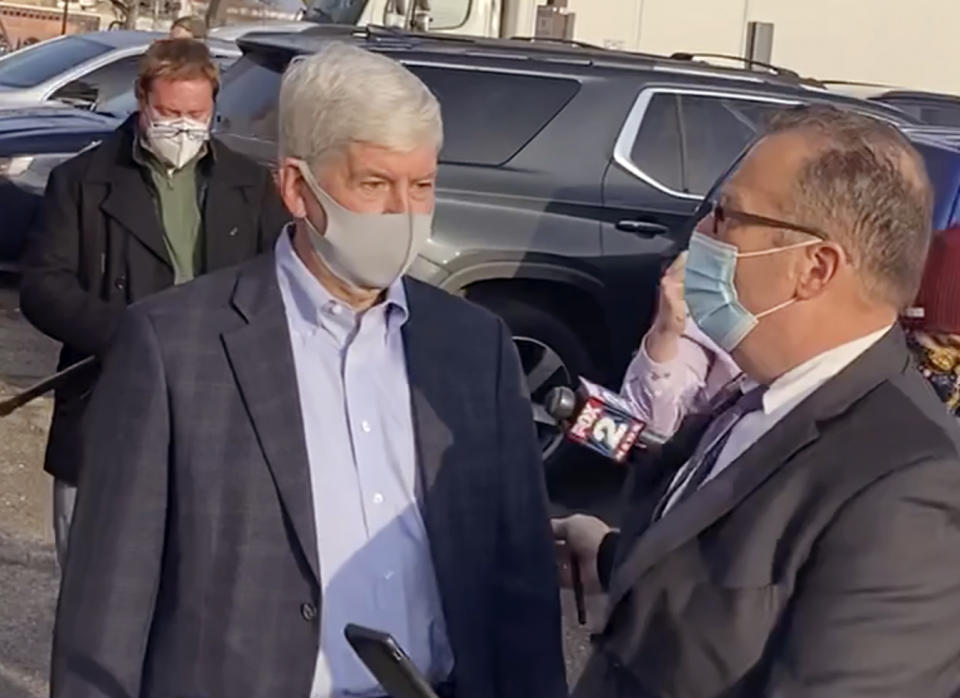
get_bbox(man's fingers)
[665,251,688,277]
[550,517,569,539]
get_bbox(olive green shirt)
[136,142,207,284]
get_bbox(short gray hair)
[764,105,933,310]
[278,42,443,168]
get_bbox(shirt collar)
[755,325,893,415]
[274,223,409,337]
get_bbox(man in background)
[20,38,287,566]
[169,15,207,39]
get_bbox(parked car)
[207,26,960,468]
[0,104,120,268]
[823,81,960,128]
[873,91,960,128]
[207,21,318,42]
[0,30,239,111]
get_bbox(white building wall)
[559,0,960,95]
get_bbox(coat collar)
[91,114,265,268]
[606,325,912,609]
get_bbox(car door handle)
[616,219,670,236]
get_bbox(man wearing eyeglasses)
[20,39,287,567]
[555,105,960,698]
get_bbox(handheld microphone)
[545,377,669,463]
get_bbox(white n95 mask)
[144,114,210,170]
[294,159,432,290]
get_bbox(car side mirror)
[53,80,99,109]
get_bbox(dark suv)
[213,26,919,468]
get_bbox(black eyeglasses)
[706,200,827,240]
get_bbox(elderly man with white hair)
[51,43,567,698]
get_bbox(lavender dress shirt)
[275,230,454,697]
[621,317,742,438]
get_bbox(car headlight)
[0,155,34,177]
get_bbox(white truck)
[303,0,640,49]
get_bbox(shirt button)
[373,492,384,505]
[361,420,372,433]
[300,602,317,622]
[329,303,341,315]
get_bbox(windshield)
[303,0,368,24]
[0,36,110,89]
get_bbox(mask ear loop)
[754,297,796,320]
[741,239,848,320]
[293,159,325,218]
[736,239,820,259]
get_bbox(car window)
[880,99,960,128]
[0,36,110,88]
[677,94,785,195]
[429,0,470,29]
[213,53,283,142]
[54,54,140,106]
[215,58,580,167]
[409,66,580,165]
[629,93,683,192]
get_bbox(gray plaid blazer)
[51,253,567,698]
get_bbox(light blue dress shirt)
[274,229,454,697]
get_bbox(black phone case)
[344,623,440,698]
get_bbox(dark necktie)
[652,384,767,521]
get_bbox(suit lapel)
[203,177,244,267]
[222,255,320,585]
[607,416,819,606]
[401,279,459,594]
[93,119,172,268]
[100,167,172,267]
[607,326,911,609]
[203,146,260,269]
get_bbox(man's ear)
[795,242,843,300]
[277,158,308,220]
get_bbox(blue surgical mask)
[684,232,818,352]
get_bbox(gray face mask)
[294,159,433,290]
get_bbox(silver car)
[0,30,239,111]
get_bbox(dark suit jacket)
[51,254,567,698]
[19,115,288,484]
[577,327,960,698]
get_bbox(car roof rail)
[507,35,605,51]
[669,52,815,83]
[819,78,894,89]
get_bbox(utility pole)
[125,0,139,29]
[60,0,69,35]
[205,0,226,28]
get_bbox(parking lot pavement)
[0,275,624,694]
[0,276,58,698]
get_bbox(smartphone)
[344,624,440,698]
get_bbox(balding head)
[695,105,934,383]
[764,105,933,309]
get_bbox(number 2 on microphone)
[592,417,627,450]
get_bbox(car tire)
[471,293,597,473]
